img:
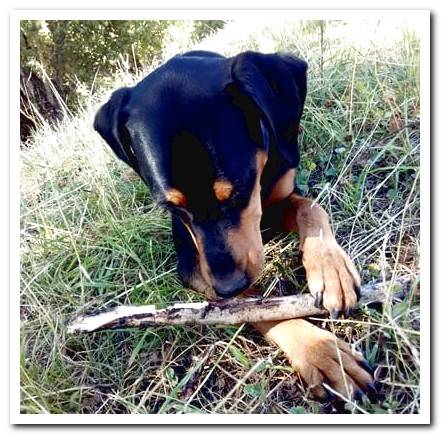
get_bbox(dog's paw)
[301,236,361,317]
[283,320,374,400]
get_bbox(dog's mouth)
[179,215,264,299]
[213,278,251,298]
[210,267,258,298]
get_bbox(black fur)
[94,50,307,297]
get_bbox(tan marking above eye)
[165,188,187,207]
[213,178,233,202]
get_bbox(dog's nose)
[213,272,249,298]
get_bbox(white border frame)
[10,9,431,425]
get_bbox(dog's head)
[94,51,307,298]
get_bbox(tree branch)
[67,278,412,334]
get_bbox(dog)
[94,50,375,400]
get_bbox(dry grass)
[20,19,421,414]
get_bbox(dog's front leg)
[282,192,361,317]
[252,318,373,399]
[253,193,373,399]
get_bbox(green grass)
[20,20,421,414]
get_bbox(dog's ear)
[231,52,307,167]
[230,52,278,143]
[93,87,139,173]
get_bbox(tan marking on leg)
[282,193,332,239]
[252,318,373,398]
[337,260,358,309]
[301,245,324,297]
[322,253,344,312]
[321,359,359,398]
[337,245,362,288]
[282,192,359,312]
[338,352,373,390]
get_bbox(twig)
[67,278,412,334]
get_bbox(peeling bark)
[67,278,412,334]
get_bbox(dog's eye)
[167,203,192,220]
[221,192,247,211]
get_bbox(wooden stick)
[67,278,411,334]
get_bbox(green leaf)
[128,331,148,367]
[228,344,250,368]
[367,263,381,277]
[387,189,399,200]
[296,168,311,185]
[310,403,321,413]
[304,160,317,171]
[254,359,271,373]
[289,406,307,414]
[366,343,379,364]
[325,167,337,177]
[392,301,409,318]
[165,367,178,387]
[370,405,389,414]
[243,382,264,397]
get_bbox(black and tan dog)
[94,50,375,400]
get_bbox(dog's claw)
[325,389,336,402]
[314,291,323,308]
[321,386,337,402]
[345,307,354,317]
[354,389,366,402]
[367,383,378,402]
[354,286,361,300]
[366,382,378,400]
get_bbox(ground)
[20,19,421,414]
